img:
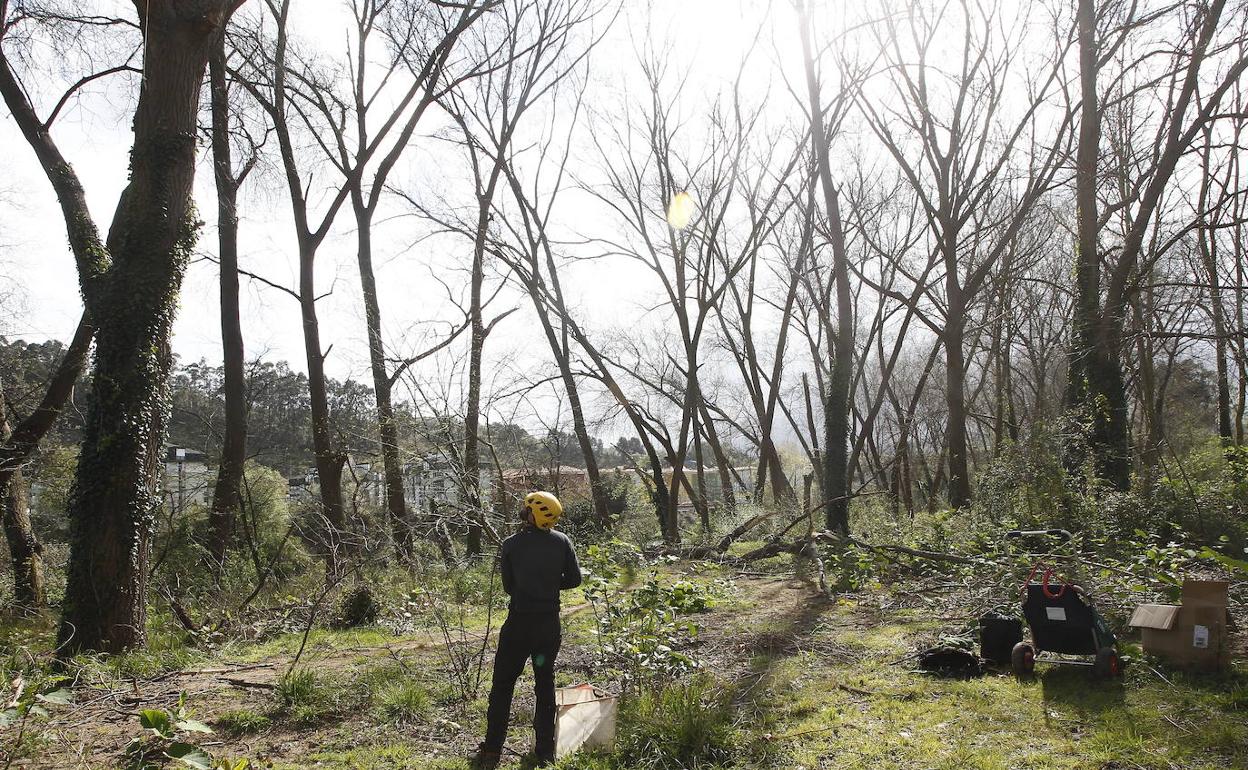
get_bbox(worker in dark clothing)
[474,491,582,769]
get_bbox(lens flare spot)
[667,191,695,230]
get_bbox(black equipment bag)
[979,611,1024,664]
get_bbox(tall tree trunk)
[1236,217,1247,445]
[1066,0,1131,491]
[800,6,854,535]
[464,217,486,558]
[944,279,973,509]
[1213,297,1234,444]
[207,38,247,573]
[53,1,239,653]
[300,247,348,556]
[555,348,610,526]
[353,202,415,560]
[691,412,711,533]
[801,372,823,492]
[1134,285,1163,475]
[1198,130,1235,445]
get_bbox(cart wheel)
[1011,642,1035,677]
[1094,647,1122,679]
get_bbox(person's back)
[501,526,581,613]
[475,491,581,769]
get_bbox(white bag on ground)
[554,684,618,758]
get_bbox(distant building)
[164,447,213,513]
[288,453,495,516]
[281,452,755,522]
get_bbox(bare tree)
[2,0,245,652]
[858,0,1073,508]
[205,29,267,574]
[230,0,488,563]
[1067,0,1248,489]
[344,0,491,561]
[404,0,609,552]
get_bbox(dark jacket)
[500,526,582,613]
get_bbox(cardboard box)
[554,684,617,759]
[1129,580,1233,670]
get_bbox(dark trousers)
[484,611,562,756]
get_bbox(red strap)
[1022,562,1042,592]
[1022,562,1069,598]
[1042,568,1068,599]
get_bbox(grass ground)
[1,555,1244,770]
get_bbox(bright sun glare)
[666,191,696,230]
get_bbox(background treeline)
[1,339,644,480]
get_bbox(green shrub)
[585,572,711,682]
[336,585,381,628]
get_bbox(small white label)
[1193,625,1210,649]
[1045,607,1067,621]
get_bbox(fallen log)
[643,543,724,560]
[812,531,979,565]
[715,509,778,553]
[220,677,275,691]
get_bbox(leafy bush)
[822,542,886,592]
[585,571,711,683]
[149,460,309,598]
[335,584,381,628]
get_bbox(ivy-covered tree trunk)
[59,3,238,654]
[207,36,247,572]
[3,1,242,650]
[61,34,213,650]
[799,2,853,536]
[1065,0,1132,492]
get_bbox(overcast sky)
[0,0,795,387]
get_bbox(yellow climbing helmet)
[524,491,563,529]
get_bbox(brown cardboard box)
[1129,580,1232,670]
[1181,579,1229,608]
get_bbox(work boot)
[471,745,501,769]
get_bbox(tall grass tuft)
[613,674,737,768]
